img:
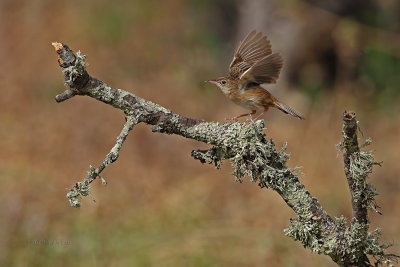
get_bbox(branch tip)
[54,89,76,103]
[343,110,356,121]
[52,42,64,53]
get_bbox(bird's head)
[206,77,235,95]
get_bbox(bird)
[207,30,305,123]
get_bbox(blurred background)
[0,0,399,266]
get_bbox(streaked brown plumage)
[207,30,305,122]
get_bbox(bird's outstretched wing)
[229,30,272,79]
[238,52,283,87]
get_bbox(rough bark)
[52,42,398,266]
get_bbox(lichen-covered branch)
[335,111,397,266]
[341,110,367,224]
[52,42,398,266]
[66,115,137,207]
[341,111,370,265]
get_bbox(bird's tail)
[274,100,305,120]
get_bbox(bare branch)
[55,89,76,102]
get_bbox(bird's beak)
[206,80,217,85]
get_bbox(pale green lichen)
[349,144,382,212]
[327,222,399,265]
[313,218,396,265]
[62,50,87,87]
[346,221,370,261]
[335,215,348,227]
[360,137,372,149]
[66,181,90,208]
[364,228,398,266]
[337,119,360,154]
[322,235,342,261]
[66,165,98,207]
[190,118,316,222]
[336,119,359,155]
[191,147,224,168]
[190,118,315,220]
[284,218,322,253]
[349,150,379,182]
[99,175,107,186]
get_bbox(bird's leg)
[253,109,267,121]
[226,110,256,121]
[245,109,268,125]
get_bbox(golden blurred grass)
[0,1,399,266]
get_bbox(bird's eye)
[221,80,226,85]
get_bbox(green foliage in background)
[359,46,400,111]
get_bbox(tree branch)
[66,115,137,207]
[52,42,398,266]
[342,110,371,227]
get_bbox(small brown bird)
[207,30,305,122]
